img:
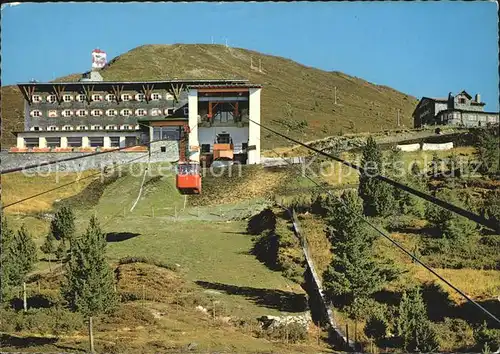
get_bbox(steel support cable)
[0,137,173,175]
[250,119,500,232]
[264,144,500,326]
[2,153,151,210]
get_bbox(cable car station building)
[12,73,262,165]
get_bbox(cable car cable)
[1,137,172,175]
[249,119,499,232]
[2,152,151,210]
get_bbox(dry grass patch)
[116,262,185,303]
[298,213,332,281]
[190,165,289,207]
[375,231,500,305]
[1,170,98,214]
[412,268,500,304]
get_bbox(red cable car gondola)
[176,162,201,195]
[176,124,202,195]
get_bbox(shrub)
[99,304,157,328]
[50,307,85,334]
[421,236,499,270]
[247,208,277,235]
[263,322,307,343]
[172,291,212,309]
[433,318,474,351]
[0,307,83,335]
[117,256,177,271]
[279,258,305,284]
[480,235,500,248]
[10,289,63,311]
[345,297,387,321]
[251,218,304,283]
[482,190,500,225]
[0,309,19,332]
[119,291,141,302]
[251,230,279,269]
[365,312,389,341]
[474,322,500,352]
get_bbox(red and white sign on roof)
[92,48,107,69]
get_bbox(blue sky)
[2,2,498,110]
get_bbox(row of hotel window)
[24,136,137,148]
[440,112,498,122]
[31,93,171,103]
[30,124,139,131]
[30,107,186,118]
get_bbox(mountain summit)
[1,44,418,148]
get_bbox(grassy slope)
[0,85,25,149]
[1,43,419,149]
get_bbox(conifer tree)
[425,189,477,243]
[472,127,500,175]
[55,241,66,262]
[7,225,38,287]
[51,206,76,240]
[446,152,461,177]
[41,232,57,271]
[1,217,16,303]
[396,287,439,352]
[359,136,397,217]
[397,161,427,218]
[322,190,395,308]
[427,152,442,178]
[482,190,500,225]
[384,150,426,217]
[50,206,76,260]
[62,215,117,317]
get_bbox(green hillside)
[1,44,419,149]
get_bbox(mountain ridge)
[1,43,419,149]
